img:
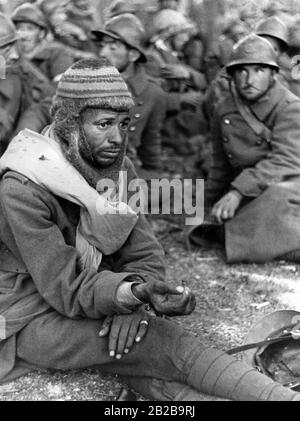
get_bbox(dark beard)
[58,125,126,190]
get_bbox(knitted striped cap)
[55,58,134,111]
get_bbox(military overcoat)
[205,80,300,262]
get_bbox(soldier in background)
[92,13,167,175]
[254,16,295,92]
[282,23,300,98]
[0,13,54,156]
[147,8,207,155]
[203,16,290,127]
[11,2,73,84]
[189,35,300,264]
[36,0,97,57]
[204,18,248,84]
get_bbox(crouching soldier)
[0,58,298,401]
[188,35,300,264]
[0,13,54,155]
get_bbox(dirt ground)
[1,148,300,401]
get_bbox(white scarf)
[0,129,139,270]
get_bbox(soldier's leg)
[16,311,300,401]
[121,377,227,401]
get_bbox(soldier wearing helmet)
[145,8,207,155]
[276,21,300,98]
[11,2,73,83]
[188,34,300,264]
[91,13,167,173]
[256,16,289,54]
[203,17,289,126]
[0,12,54,156]
[254,16,299,97]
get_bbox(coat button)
[137,101,144,106]
[256,139,262,145]
[224,119,230,125]
[227,153,233,159]
[134,113,141,119]
[129,126,136,132]
[223,137,229,143]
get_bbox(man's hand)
[211,190,243,224]
[161,64,191,80]
[180,90,203,108]
[99,310,150,359]
[132,280,196,316]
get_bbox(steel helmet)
[152,9,195,40]
[242,310,300,390]
[91,13,147,62]
[289,24,300,50]
[11,2,48,31]
[0,13,19,49]
[226,34,279,74]
[256,16,289,51]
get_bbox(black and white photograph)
[0,0,300,405]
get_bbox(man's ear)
[128,49,141,63]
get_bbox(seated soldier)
[147,8,207,155]
[11,2,73,84]
[0,58,299,402]
[92,13,166,174]
[0,13,54,156]
[188,35,300,264]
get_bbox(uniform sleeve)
[205,112,234,206]
[137,87,167,170]
[189,68,207,92]
[231,99,300,197]
[0,177,141,320]
[14,96,52,135]
[0,78,22,148]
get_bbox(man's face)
[0,41,20,66]
[99,36,130,72]
[81,108,130,167]
[233,64,274,101]
[172,31,190,52]
[15,22,44,54]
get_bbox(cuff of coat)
[94,271,145,316]
[116,280,145,311]
[231,171,263,198]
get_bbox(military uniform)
[28,41,74,82]
[0,60,54,155]
[205,79,300,262]
[11,2,74,83]
[125,66,166,170]
[188,35,300,263]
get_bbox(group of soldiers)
[1,0,300,402]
